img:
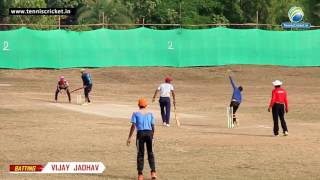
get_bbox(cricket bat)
[174,106,181,127]
[70,87,84,93]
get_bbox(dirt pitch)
[0,66,320,180]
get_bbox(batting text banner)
[10,165,43,173]
[10,162,105,174]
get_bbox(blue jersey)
[81,73,92,86]
[131,112,155,131]
[229,77,242,103]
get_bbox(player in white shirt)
[152,77,176,127]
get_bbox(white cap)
[272,80,283,86]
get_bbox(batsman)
[229,75,243,126]
[80,68,93,104]
[152,77,176,127]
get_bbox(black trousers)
[84,84,92,103]
[272,103,288,135]
[230,101,240,122]
[136,130,156,175]
[159,97,171,124]
[55,87,71,102]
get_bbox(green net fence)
[0,27,318,69]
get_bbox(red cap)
[165,77,173,83]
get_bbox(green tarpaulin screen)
[0,27,319,69]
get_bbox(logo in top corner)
[281,6,311,29]
[288,6,304,23]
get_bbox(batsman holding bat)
[127,99,157,180]
[80,68,93,105]
[152,77,176,127]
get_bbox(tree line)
[0,0,319,30]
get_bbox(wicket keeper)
[55,76,71,103]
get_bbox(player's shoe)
[274,134,279,137]
[283,131,288,136]
[138,174,143,180]
[163,122,167,126]
[151,171,157,179]
[81,103,88,106]
[166,124,170,127]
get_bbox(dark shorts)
[85,84,92,93]
[230,101,240,113]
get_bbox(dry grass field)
[0,66,319,180]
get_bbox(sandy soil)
[0,66,320,180]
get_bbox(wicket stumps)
[76,94,82,105]
[227,106,234,128]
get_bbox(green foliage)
[9,0,56,29]
[76,0,134,27]
[67,24,92,31]
[155,0,179,24]
[240,0,270,24]
[223,0,243,23]
[267,0,303,25]
[166,0,226,28]
[0,0,11,22]
[129,0,161,22]
[47,0,84,8]
[302,0,320,25]
[0,0,319,30]
[212,14,229,24]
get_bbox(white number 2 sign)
[3,41,9,51]
[168,41,174,50]
[2,41,9,51]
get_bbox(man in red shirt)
[55,76,71,103]
[268,80,288,136]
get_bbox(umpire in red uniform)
[268,80,289,136]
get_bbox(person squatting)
[55,76,71,103]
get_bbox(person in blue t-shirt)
[80,68,93,104]
[229,76,243,126]
[127,99,157,180]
